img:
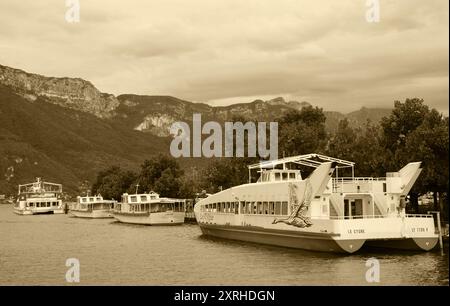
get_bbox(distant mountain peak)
[264,97,311,111]
[266,97,286,105]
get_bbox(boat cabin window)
[82,198,87,203]
[275,201,281,215]
[241,202,246,214]
[180,202,184,212]
[96,197,101,201]
[256,202,262,214]
[281,201,288,215]
[263,202,268,214]
[89,197,94,202]
[269,202,275,215]
[140,195,147,202]
[258,170,300,182]
[130,196,137,203]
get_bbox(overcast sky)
[0,0,448,113]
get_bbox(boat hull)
[13,207,64,215]
[113,211,185,225]
[196,215,440,253]
[198,224,365,253]
[69,209,113,219]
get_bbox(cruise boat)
[13,178,64,215]
[113,191,186,225]
[69,195,116,218]
[194,154,439,253]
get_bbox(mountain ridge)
[0,64,392,196]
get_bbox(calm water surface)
[0,205,448,285]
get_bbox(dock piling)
[428,211,444,255]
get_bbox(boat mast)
[135,183,140,194]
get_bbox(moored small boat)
[13,178,64,215]
[69,195,116,218]
[113,191,185,225]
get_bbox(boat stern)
[333,214,439,252]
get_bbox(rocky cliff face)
[134,113,178,136]
[0,64,119,118]
[115,95,313,136]
[0,64,391,137]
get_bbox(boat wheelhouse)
[13,178,64,215]
[113,191,186,225]
[194,154,439,253]
[69,195,116,218]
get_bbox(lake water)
[0,205,448,285]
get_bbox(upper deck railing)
[331,177,386,193]
[18,180,62,195]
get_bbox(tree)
[381,98,429,154]
[326,118,358,162]
[326,119,388,177]
[137,154,184,197]
[401,109,449,217]
[91,166,137,200]
[381,98,448,216]
[350,121,389,177]
[200,157,257,193]
[277,106,328,156]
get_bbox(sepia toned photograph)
[0,0,448,293]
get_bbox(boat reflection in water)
[194,154,439,253]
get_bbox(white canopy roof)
[248,153,355,170]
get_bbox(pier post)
[428,211,444,255]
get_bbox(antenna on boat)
[135,183,140,194]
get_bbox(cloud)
[0,0,448,113]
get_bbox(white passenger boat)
[13,178,64,215]
[69,195,116,218]
[113,191,186,225]
[194,154,439,253]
